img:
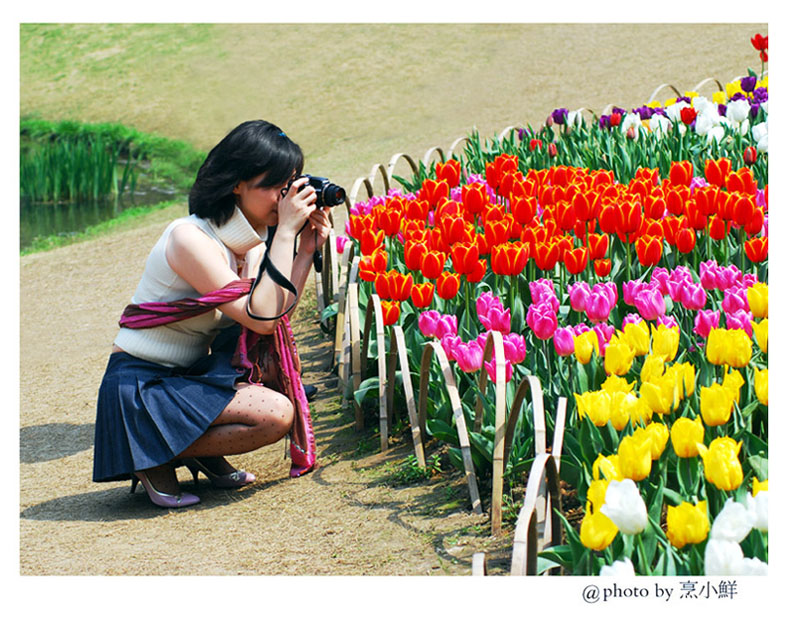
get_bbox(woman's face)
[233,173,291,229]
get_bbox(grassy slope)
[21,23,767,198]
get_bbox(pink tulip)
[693,309,720,338]
[476,291,500,318]
[418,310,441,338]
[440,334,462,361]
[742,273,758,288]
[454,340,484,372]
[596,281,618,305]
[476,331,489,352]
[335,235,350,254]
[593,323,615,356]
[419,310,457,339]
[484,358,513,383]
[651,267,671,295]
[481,305,512,334]
[527,302,558,340]
[657,315,679,329]
[585,288,615,323]
[717,265,743,290]
[726,310,754,337]
[530,279,559,312]
[700,260,721,290]
[568,281,591,312]
[622,313,643,327]
[722,287,749,314]
[634,287,666,321]
[572,322,591,336]
[553,327,576,356]
[503,333,527,364]
[680,283,707,311]
[623,279,648,306]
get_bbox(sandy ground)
[18,23,767,583]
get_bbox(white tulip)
[746,491,768,532]
[704,538,744,575]
[740,557,768,575]
[649,114,672,138]
[601,479,648,535]
[711,498,754,543]
[620,113,642,141]
[664,100,690,124]
[600,557,636,577]
[757,133,768,153]
[726,99,751,124]
[752,121,768,142]
[694,113,717,137]
[706,125,726,145]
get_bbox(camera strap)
[245,226,299,321]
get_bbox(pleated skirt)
[92,325,242,482]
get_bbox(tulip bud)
[744,145,758,165]
[548,143,558,157]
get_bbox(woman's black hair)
[189,120,304,226]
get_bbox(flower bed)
[333,35,768,576]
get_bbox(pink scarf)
[119,278,316,477]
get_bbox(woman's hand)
[277,176,317,237]
[297,206,332,255]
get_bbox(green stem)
[636,533,652,576]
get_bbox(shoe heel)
[133,470,200,509]
[130,476,139,494]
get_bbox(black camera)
[293,174,346,208]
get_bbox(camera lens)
[323,184,346,206]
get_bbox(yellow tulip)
[640,375,677,416]
[629,397,654,427]
[679,362,696,398]
[706,328,727,365]
[754,367,768,405]
[604,339,636,376]
[651,324,680,361]
[752,318,768,354]
[700,383,735,426]
[610,391,639,431]
[586,478,610,513]
[601,375,635,394]
[722,369,744,404]
[617,433,653,481]
[593,453,623,481]
[753,478,768,496]
[726,81,745,99]
[667,501,709,549]
[712,91,727,105]
[747,282,768,319]
[664,97,677,107]
[670,416,705,458]
[642,422,669,460]
[726,329,753,367]
[697,437,743,491]
[640,354,665,384]
[622,321,650,356]
[574,390,611,427]
[574,330,599,364]
[580,511,618,551]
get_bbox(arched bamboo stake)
[387,152,419,185]
[692,77,725,95]
[385,325,426,468]
[334,255,359,369]
[368,162,391,196]
[422,145,445,167]
[472,331,507,536]
[349,175,376,209]
[447,135,471,159]
[472,552,487,576]
[646,83,682,104]
[510,453,562,576]
[418,341,483,514]
[497,125,519,141]
[361,294,389,450]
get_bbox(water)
[19,187,179,250]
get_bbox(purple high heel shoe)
[183,457,255,488]
[130,470,200,508]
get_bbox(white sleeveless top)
[114,206,268,367]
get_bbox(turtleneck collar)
[208,206,268,255]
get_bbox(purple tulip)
[740,76,757,93]
[568,281,592,312]
[693,309,720,338]
[553,327,576,357]
[726,310,754,337]
[454,340,484,372]
[680,283,707,311]
[551,108,569,125]
[634,287,666,321]
[527,302,558,340]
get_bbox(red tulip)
[405,198,430,222]
[484,218,510,247]
[374,206,403,236]
[564,246,589,275]
[726,167,758,195]
[548,143,558,157]
[679,107,697,126]
[450,242,480,276]
[461,183,488,215]
[666,186,688,216]
[380,300,400,326]
[744,146,758,166]
[465,258,487,283]
[359,227,385,255]
[745,207,765,236]
[635,234,663,267]
[348,214,375,240]
[704,158,732,187]
[598,204,618,234]
[418,178,450,207]
[615,199,643,238]
[643,194,666,220]
[359,249,388,282]
[421,250,447,279]
[410,282,435,308]
[404,241,428,271]
[490,242,528,276]
[676,228,697,254]
[533,241,560,271]
[435,159,461,187]
[661,216,684,246]
[375,270,413,302]
[555,200,577,232]
[586,233,609,260]
[708,215,730,240]
[745,236,768,263]
[751,33,768,51]
[593,259,612,277]
[669,160,693,186]
[685,199,708,231]
[436,271,461,300]
[441,215,473,245]
[733,195,756,227]
[511,195,537,225]
[529,138,543,151]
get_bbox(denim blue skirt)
[92,325,243,482]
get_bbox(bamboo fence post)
[418,341,482,514]
[389,325,426,468]
[334,255,359,369]
[509,453,561,576]
[346,282,363,430]
[472,552,487,576]
[477,331,506,536]
[361,294,388,450]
